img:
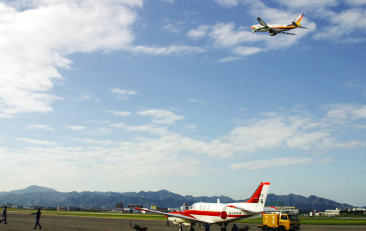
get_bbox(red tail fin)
[246,182,270,203]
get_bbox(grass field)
[10,209,366,225]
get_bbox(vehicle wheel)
[278,226,285,231]
[262,225,269,231]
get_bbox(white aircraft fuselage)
[168,201,259,226]
[250,24,296,33]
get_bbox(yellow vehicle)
[258,213,300,231]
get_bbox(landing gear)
[178,224,183,231]
[188,226,195,231]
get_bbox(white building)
[325,208,341,216]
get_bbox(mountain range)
[0,186,359,211]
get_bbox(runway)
[1,211,366,230]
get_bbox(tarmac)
[1,211,366,230]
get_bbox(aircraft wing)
[280,31,296,35]
[257,17,270,29]
[135,207,213,223]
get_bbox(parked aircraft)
[250,13,308,36]
[135,182,274,231]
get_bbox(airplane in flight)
[135,182,274,231]
[250,13,308,36]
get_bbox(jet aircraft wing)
[280,31,296,35]
[135,207,213,223]
[257,17,271,30]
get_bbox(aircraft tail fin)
[246,182,270,208]
[292,13,304,26]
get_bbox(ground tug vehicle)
[258,213,300,231]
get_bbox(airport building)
[273,206,299,214]
[325,208,341,216]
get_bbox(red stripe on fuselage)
[177,210,252,221]
[178,210,221,217]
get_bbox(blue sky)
[1,0,366,207]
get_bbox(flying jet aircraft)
[250,13,308,36]
[135,182,274,231]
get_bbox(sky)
[0,0,366,207]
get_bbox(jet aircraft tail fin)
[292,13,304,27]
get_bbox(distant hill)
[265,193,352,210]
[0,186,357,210]
[0,185,56,195]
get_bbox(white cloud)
[217,56,243,63]
[110,88,137,100]
[26,124,53,130]
[277,0,338,8]
[346,0,366,6]
[65,125,87,131]
[229,157,334,170]
[0,0,141,117]
[110,111,132,117]
[15,138,59,146]
[130,45,205,56]
[325,104,366,121]
[232,46,263,56]
[111,123,171,136]
[85,127,113,136]
[313,8,366,43]
[76,94,101,102]
[214,0,239,7]
[186,25,209,38]
[210,23,257,48]
[3,104,366,184]
[70,138,115,146]
[163,23,180,34]
[138,109,184,124]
